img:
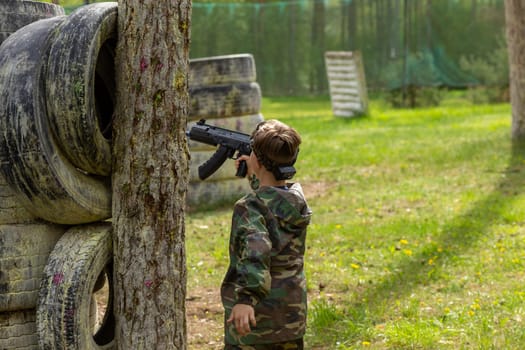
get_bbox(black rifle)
[187,119,251,180]
[187,119,297,181]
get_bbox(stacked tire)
[187,54,264,208]
[0,3,117,349]
[0,2,66,349]
[0,0,64,46]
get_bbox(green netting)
[191,0,505,96]
[56,0,506,97]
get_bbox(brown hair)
[251,119,301,172]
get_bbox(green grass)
[186,95,525,349]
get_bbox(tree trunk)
[113,1,191,348]
[505,0,525,141]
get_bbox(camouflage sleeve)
[232,201,272,306]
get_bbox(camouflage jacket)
[221,183,312,345]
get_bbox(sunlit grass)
[186,95,525,349]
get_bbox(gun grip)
[198,146,230,180]
[236,160,247,178]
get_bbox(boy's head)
[250,120,301,174]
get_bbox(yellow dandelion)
[403,249,413,256]
[335,224,342,229]
[400,239,409,245]
[351,263,360,269]
[362,341,371,346]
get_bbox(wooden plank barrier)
[324,51,368,118]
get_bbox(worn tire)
[0,223,68,312]
[189,82,262,119]
[0,310,38,349]
[187,178,251,208]
[0,17,112,225]
[37,222,115,350]
[0,0,64,46]
[45,2,117,176]
[0,173,38,224]
[0,32,10,45]
[189,53,256,87]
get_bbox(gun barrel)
[188,122,251,153]
[187,125,219,146]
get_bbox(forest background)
[44,0,507,107]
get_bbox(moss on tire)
[0,17,112,225]
[189,82,262,119]
[0,223,68,312]
[0,310,38,349]
[0,0,64,45]
[0,173,38,224]
[37,222,115,350]
[45,3,117,176]
[189,53,256,87]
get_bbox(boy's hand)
[235,154,252,178]
[227,304,256,336]
[235,155,251,169]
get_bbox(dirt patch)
[94,284,224,348]
[301,180,336,199]
[186,287,224,349]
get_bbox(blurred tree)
[309,0,325,94]
[504,0,525,141]
[112,0,191,348]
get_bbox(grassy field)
[186,95,525,349]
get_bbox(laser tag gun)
[187,119,252,180]
[187,119,297,181]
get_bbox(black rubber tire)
[187,178,251,209]
[45,2,117,176]
[0,32,10,45]
[189,82,262,119]
[37,222,115,350]
[0,0,64,45]
[0,173,38,224]
[0,310,38,349]
[189,53,256,87]
[0,17,112,225]
[0,223,68,312]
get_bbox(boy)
[221,120,312,350]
